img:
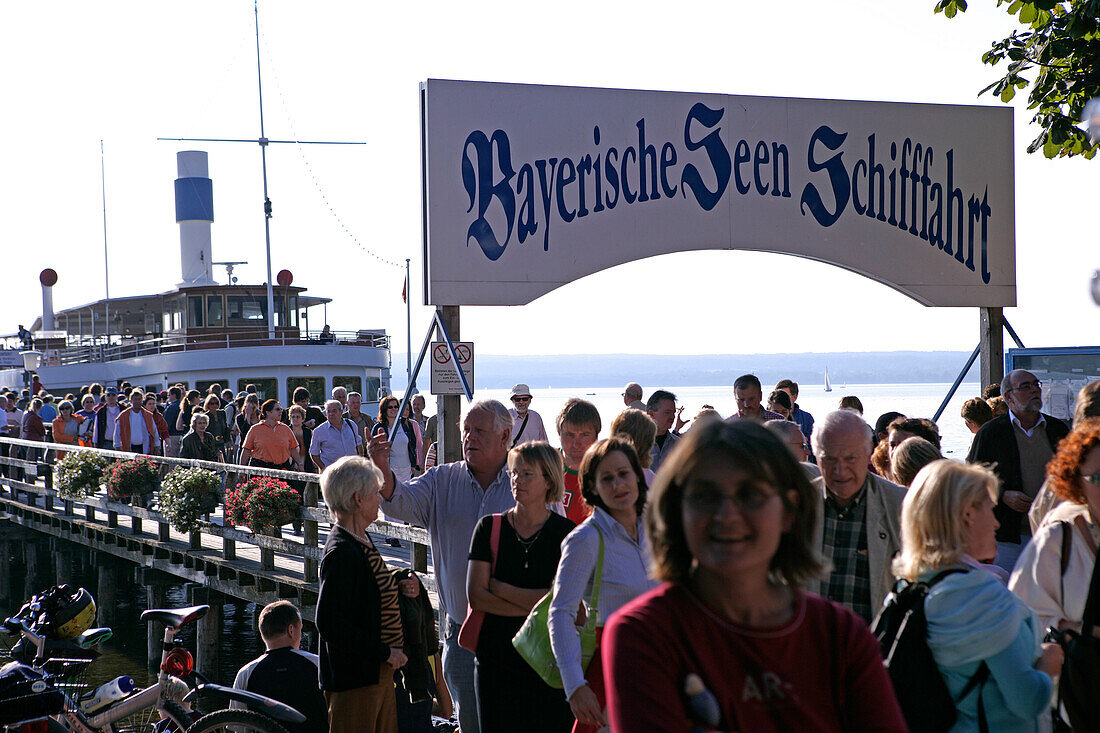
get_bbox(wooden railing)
[0,437,432,590]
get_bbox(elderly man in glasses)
[507,383,548,448]
[967,369,1070,574]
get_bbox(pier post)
[979,307,1005,391]
[439,306,462,464]
[25,541,47,596]
[0,541,11,603]
[138,568,174,667]
[55,546,75,586]
[96,560,119,628]
[189,585,223,679]
[303,483,318,582]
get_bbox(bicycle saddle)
[140,605,209,629]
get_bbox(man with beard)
[967,369,1069,573]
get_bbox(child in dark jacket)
[394,570,453,733]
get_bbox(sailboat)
[824,367,833,392]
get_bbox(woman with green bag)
[549,437,656,732]
[466,441,576,732]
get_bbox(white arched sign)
[421,79,1015,307]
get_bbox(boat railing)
[0,436,431,594]
[46,329,390,366]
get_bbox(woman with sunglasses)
[373,396,420,483]
[603,420,905,732]
[1011,419,1100,634]
[50,400,83,460]
[241,399,299,471]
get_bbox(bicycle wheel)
[184,709,290,733]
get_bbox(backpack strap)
[925,568,968,588]
[957,662,991,733]
[511,413,530,448]
[1060,520,1072,607]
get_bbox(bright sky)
[2,1,1096,356]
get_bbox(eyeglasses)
[1082,474,1100,486]
[512,396,531,403]
[387,405,399,411]
[789,440,808,451]
[684,485,778,513]
[1007,379,1043,393]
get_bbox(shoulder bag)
[512,525,604,689]
[457,514,502,652]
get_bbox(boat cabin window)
[144,385,161,396]
[238,378,278,401]
[365,377,382,402]
[288,377,325,407]
[188,296,205,328]
[227,295,268,327]
[163,296,185,332]
[196,379,229,398]
[273,296,299,328]
[333,376,362,396]
[207,295,225,328]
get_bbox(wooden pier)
[0,436,435,676]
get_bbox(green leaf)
[1019,3,1037,23]
[1043,135,1060,157]
[1001,84,1017,102]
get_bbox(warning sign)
[430,341,474,395]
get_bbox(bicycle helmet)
[29,585,97,640]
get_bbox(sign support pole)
[388,307,470,468]
[439,306,463,464]
[980,307,1005,391]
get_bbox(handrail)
[21,329,391,368]
[0,436,432,587]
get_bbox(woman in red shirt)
[603,419,906,732]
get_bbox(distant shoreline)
[390,350,982,391]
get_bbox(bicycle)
[2,604,304,733]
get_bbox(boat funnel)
[175,150,216,286]
[40,268,57,331]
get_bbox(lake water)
[472,381,982,458]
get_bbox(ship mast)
[159,0,364,339]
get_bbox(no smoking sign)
[430,341,474,395]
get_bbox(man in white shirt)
[507,383,548,447]
[93,388,122,449]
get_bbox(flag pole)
[406,258,413,393]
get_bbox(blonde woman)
[609,408,657,485]
[466,441,575,732]
[316,456,407,732]
[889,436,942,488]
[894,461,1061,732]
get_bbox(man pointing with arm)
[368,399,516,733]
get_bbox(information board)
[430,341,474,395]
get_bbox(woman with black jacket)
[316,456,408,732]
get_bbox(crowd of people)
[300,371,1100,732]
[0,379,430,521]
[4,370,1099,732]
